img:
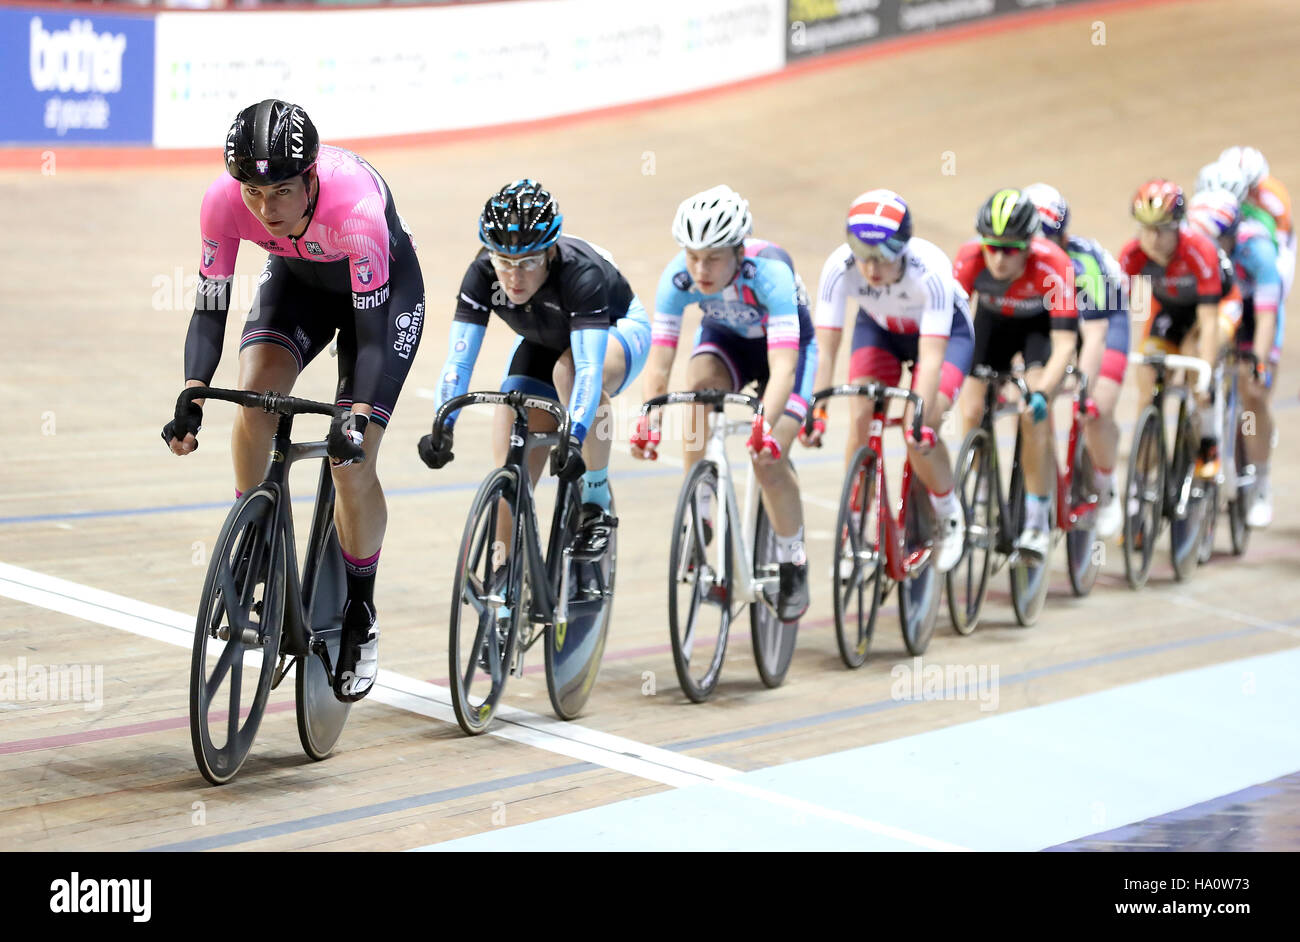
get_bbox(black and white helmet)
[672,185,753,250]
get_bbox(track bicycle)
[641,389,798,702]
[180,387,352,786]
[805,383,941,667]
[424,391,617,734]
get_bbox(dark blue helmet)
[478,179,562,255]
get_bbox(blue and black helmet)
[478,179,563,255]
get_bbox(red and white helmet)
[1186,189,1241,242]
[1218,146,1270,189]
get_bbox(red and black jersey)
[1119,229,1222,314]
[953,236,1077,331]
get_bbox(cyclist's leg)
[329,248,425,700]
[959,311,997,435]
[1006,318,1054,553]
[234,257,330,493]
[686,324,741,472]
[846,312,904,470]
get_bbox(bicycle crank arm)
[309,637,337,685]
[271,653,297,691]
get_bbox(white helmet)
[1195,161,1249,202]
[1218,145,1270,188]
[672,185,752,250]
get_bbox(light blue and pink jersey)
[653,239,817,421]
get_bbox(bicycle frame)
[970,365,1034,560]
[1054,365,1097,534]
[1128,351,1212,520]
[643,390,775,611]
[433,391,583,665]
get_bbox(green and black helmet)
[976,188,1041,243]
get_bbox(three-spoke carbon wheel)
[189,487,287,786]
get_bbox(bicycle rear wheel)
[545,490,617,721]
[1169,405,1206,582]
[668,460,732,702]
[1123,405,1164,589]
[947,429,993,635]
[296,520,351,761]
[1065,435,1101,596]
[898,475,941,655]
[189,487,286,785]
[1227,402,1252,556]
[832,445,883,668]
[751,497,798,688]
[448,467,524,735]
[1008,435,1053,628]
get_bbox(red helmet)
[1132,179,1185,226]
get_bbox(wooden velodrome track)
[2,0,1298,851]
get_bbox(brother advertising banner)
[0,7,155,144]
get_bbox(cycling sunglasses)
[981,239,1028,256]
[490,252,548,272]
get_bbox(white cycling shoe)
[933,505,966,574]
[1247,488,1273,529]
[335,601,379,703]
[1015,527,1051,562]
[1096,485,1123,540]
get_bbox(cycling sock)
[342,547,380,612]
[582,468,612,512]
[775,527,806,565]
[1025,494,1051,532]
[1093,466,1115,494]
[1256,462,1270,491]
[929,488,960,517]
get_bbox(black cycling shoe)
[333,600,379,703]
[777,562,810,623]
[572,503,617,560]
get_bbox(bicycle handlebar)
[1128,351,1212,394]
[969,364,1034,405]
[179,386,343,419]
[806,383,926,443]
[428,390,571,450]
[639,389,765,418]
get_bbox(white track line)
[0,561,963,849]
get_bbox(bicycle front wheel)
[1123,404,1164,589]
[1065,433,1101,597]
[751,497,798,688]
[1169,404,1205,582]
[189,486,286,786]
[832,445,883,668]
[1227,401,1252,556]
[448,467,524,735]
[947,428,994,635]
[898,476,941,655]
[668,460,732,702]
[1008,435,1053,628]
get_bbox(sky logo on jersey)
[201,238,218,268]
[356,257,374,286]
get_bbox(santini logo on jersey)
[353,284,390,310]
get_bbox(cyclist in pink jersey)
[162,100,425,703]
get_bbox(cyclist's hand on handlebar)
[552,435,586,482]
[327,411,368,467]
[630,413,660,461]
[799,405,828,448]
[747,414,782,462]
[1027,391,1049,424]
[417,428,454,469]
[907,424,937,454]
[1251,360,1271,388]
[162,400,203,455]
